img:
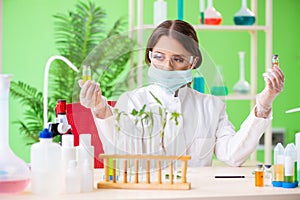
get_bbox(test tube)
[82,65,91,82]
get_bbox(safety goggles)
[149,51,194,70]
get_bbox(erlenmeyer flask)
[204,0,222,25]
[0,74,31,193]
[234,0,256,25]
[210,66,228,96]
[233,51,251,94]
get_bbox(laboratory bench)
[1,166,300,200]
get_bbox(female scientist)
[78,20,284,167]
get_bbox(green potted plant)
[10,1,135,144]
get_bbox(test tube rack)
[97,154,191,190]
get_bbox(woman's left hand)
[258,65,284,110]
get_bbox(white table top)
[1,166,300,200]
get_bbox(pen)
[214,175,245,178]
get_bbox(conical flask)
[0,74,30,193]
[233,51,251,94]
[210,66,228,96]
[204,0,222,25]
[233,0,256,25]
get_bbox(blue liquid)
[211,86,228,96]
[193,77,205,93]
[234,16,255,25]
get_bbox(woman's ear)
[191,57,199,69]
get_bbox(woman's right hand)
[78,80,103,109]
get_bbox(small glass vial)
[255,164,264,187]
[82,65,91,82]
[264,164,272,186]
[272,54,279,68]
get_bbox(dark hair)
[145,20,202,69]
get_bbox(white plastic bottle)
[283,143,297,188]
[81,159,94,192]
[153,0,167,26]
[65,160,80,193]
[30,128,62,195]
[296,133,300,183]
[61,134,76,192]
[77,134,94,169]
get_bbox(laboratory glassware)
[272,54,279,68]
[204,0,222,25]
[0,74,31,194]
[82,65,92,83]
[234,0,255,25]
[255,164,264,187]
[233,51,251,94]
[199,0,205,24]
[178,0,184,20]
[154,0,167,26]
[264,164,272,186]
[210,66,228,96]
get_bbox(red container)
[66,101,116,168]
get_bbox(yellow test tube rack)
[97,154,191,190]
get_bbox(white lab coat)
[94,84,271,167]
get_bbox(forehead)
[153,36,191,56]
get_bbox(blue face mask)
[147,64,192,94]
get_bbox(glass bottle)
[233,0,256,25]
[255,164,264,187]
[210,66,228,96]
[272,54,279,68]
[264,164,272,186]
[204,0,222,25]
[0,74,31,194]
[233,51,251,94]
[193,69,205,93]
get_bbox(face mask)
[147,64,192,94]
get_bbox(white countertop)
[1,166,299,200]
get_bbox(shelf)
[137,24,269,32]
[218,94,256,100]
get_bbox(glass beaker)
[233,51,251,94]
[0,74,31,193]
[210,66,228,96]
[204,0,222,25]
[234,0,256,25]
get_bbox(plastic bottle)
[65,160,80,193]
[296,133,300,184]
[81,159,94,192]
[283,143,297,188]
[76,133,94,170]
[61,134,76,192]
[30,128,62,195]
[264,164,272,186]
[272,143,284,187]
[154,0,167,26]
[233,0,255,25]
[255,164,264,187]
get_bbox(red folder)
[66,101,116,168]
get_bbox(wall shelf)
[129,0,273,164]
